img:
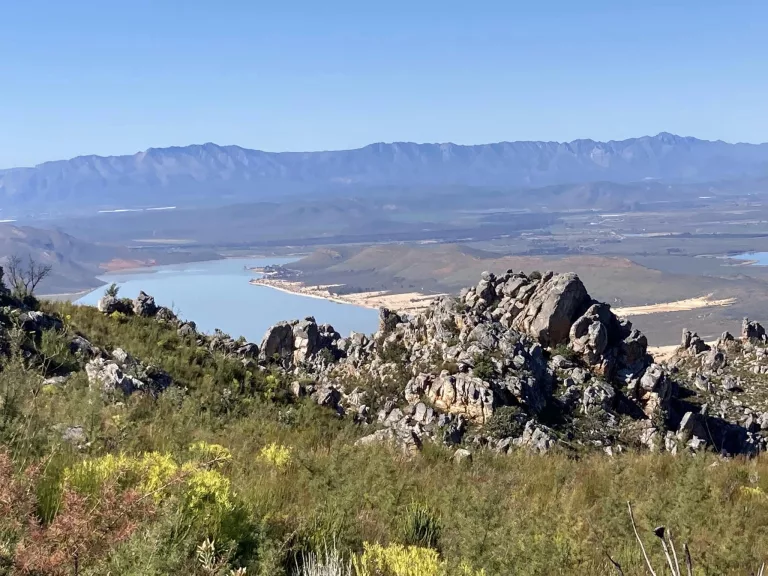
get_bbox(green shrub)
[485,405,526,439]
[551,343,580,363]
[471,353,495,381]
[400,503,442,550]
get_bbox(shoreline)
[40,288,94,303]
[250,277,440,314]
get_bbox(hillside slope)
[0,270,767,573]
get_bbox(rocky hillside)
[88,270,768,458]
[4,269,768,573]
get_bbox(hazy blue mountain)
[3,133,768,212]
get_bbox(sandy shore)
[39,289,94,302]
[613,294,736,317]
[250,278,440,314]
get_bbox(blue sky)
[1,0,766,167]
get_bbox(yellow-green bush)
[64,444,235,513]
[353,543,485,576]
[259,442,292,469]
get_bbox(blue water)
[732,252,768,265]
[76,257,379,343]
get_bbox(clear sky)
[2,0,767,167]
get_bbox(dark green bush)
[485,405,526,439]
[472,352,495,381]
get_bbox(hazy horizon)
[3,1,767,168]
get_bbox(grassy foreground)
[0,301,766,575]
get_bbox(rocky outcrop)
[133,291,158,317]
[85,348,172,398]
[291,270,661,453]
[85,276,768,457]
[19,310,63,333]
[742,317,766,342]
[97,296,132,315]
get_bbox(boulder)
[111,347,135,367]
[677,411,708,443]
[177,322,197,338]
[259,322,295,363]
[60,426,88,447]
[97,296,132,315]
[293,319,321,364]
[19,311,63,332]
[355,427,422,454]
[425,373,494,424]
[236,343,259,359]
[311,385,342,410]
[680,329,710,355]
[133,291,158,317]
[85,358,140,396]
[513,273,590,346]
[742,317,766,341]
[378,307,402,335]
[513,420,556,454]
[702,348,727,371]
[501,374,549,414]
[569,308,608,363]
[69,335,96,358]
[155,306,178,323]
[582,381,615,414]
[620,329,648,367]
[452,448,473,464]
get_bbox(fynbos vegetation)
[0,268,767,573]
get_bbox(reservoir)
[76,257,379,342]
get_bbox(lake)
[731,252,768,265]
[76,257,379,342]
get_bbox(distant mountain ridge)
[3,133,768,212]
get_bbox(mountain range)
[3,133,768,213]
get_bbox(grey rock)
[680,329,709,355]
[97,296,132,315]
[677,411,708,443]
[177,322,197,338]
[290,381,307,397]
[111,347,135,366]
[513,272,590,346]
[378,307,402,335]
[293,319,321,364]
[703,348,727,371]
[19,310,63,332]
[42,375,69,387]
[452,448,473,464]
[514,420,556,454]
[312,385,342,410]
[69,335,96,358]
[742,317,766,341]
[133,291,158,317]
[236,343,259,359]
[85,358,140,396]
[260,322,295,363]
[582,381,615,414]
[61,426,88,446]
[155,307,177,323]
